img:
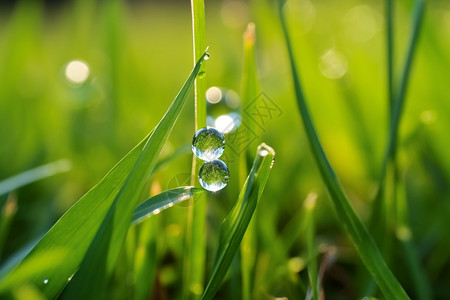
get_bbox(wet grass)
[1,0,450,299]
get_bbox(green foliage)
[1,0,450,299]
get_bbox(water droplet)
[198,71,206,79]
[192,128,225,161]
[199,160,230,192]
[204,53,210,60]
[43,279,49,284]
[259,149,269,157]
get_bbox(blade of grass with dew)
[201,143,275,300]
[305,195,318,300]
[62,52,209,300]
[0,159,71,196]
[240,22,259,300]
[185,0,208,298]
[0,131,153,296]
[278,1,410,299]
[132,187,204,225]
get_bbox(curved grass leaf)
[62,52,209,300]
[132,187,204,225]
[278,1,410,299]
[201,143,275,300]
[0,159,71,196]
[0,132,152,295]
[0,52,208,299]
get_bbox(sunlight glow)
[65,60,90,85]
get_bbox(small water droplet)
[43,279,49,284]
[204,53,210,60]
[192,127,225,161]
[199,160,230,192]
[259,149,269,157]
[198,71,206,79]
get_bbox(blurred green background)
[1,0,450,298]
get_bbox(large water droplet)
[192,127,225,161]
[198,160,230,192]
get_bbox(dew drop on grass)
[198,71,206,79]
[43,279,49,284]
[204,53,210,60]
[198,160,230,192]
[192,127,225,161]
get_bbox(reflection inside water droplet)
[192,127,225,161]
[199,160,230,192]
[43,279,49,284]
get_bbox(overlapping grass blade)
[132,187,204,225]
[201,143,275,300]
[0,159,71,196]
[62,52,209,300]
[0,132,152,295]
[0,52,208,298]
[278,1,409,299]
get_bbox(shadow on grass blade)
[201,143,275,300]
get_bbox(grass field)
[1,0,450,299]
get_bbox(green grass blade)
[0,132,152,296]
[278,1,410,299]
[132,187,204,225]
[185,0,208,298]
[133,216,158,300]
[62,52,209,300]
[305,196,318,300]
[386,0,394,114]
[201,143,275,300]
[0,159,71,196]
[240,23,259,300]
[376,0,425,198]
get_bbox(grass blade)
[0,159,71,196]
[62,52,209,300]
[240,22,260,300]
[201,143,275,300]
[185,0,208,298]
[305,196,318,300]
[132,187,204,225]
[278,1,410,299]
[0,132,152,296]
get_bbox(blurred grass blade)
[62,52,209,300]
[0,159,71,196]
[305,195,318,300]
[201,143,275,300]
[0,132,152,296]
[132,187,204,225]
[278,1,410,299]
[240,22,259,300]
